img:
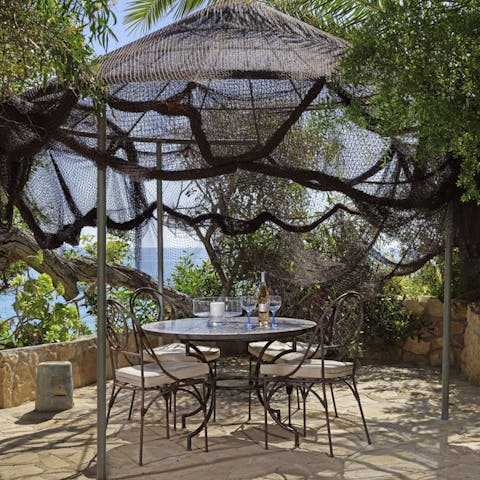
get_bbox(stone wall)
[0,334,160,409]
[0,336,105,409]
[462,303,480,384]
[365,296,480,385]
[401,297,467,367]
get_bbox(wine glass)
[241,295,257,330]
[269,295,282,329]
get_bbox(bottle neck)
[260,271,266,283]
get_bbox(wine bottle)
[257,271,270,326]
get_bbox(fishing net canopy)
[0,0,467,293]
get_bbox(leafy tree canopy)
[0,0,115,100]
[341,0,480,201]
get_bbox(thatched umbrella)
[91,1,348,477]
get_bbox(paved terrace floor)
[1,360,479,480]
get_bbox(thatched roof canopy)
[99,0,349,83]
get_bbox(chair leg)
[213,360,217,423]
[128,390,136,420]
[173,391,177,431]
[164,392,170,439]
[263,380,269,450]
[106,384,120,425]
[322,382,334,457]
[330,383,338,418]
[352,379,371,444]
[286,384,293,427]
[203,382,208,452]
[248,355,253,421]
[302,388,307,437]
[139,388,145,466]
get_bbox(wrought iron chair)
[105,299,213,465]
[260,291,371,456]
[247,287,334,419]
[130,287,221,365]
[129,287,220,422]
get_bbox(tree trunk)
[0,229,192,315]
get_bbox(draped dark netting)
[0,0,472,294]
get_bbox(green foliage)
[341,0,480,201]
[0,0,116,101]
[125,0,215,31]
[123,0,382,37]
[363,282,425,345]
[0,233,136,348]
[269,0,384,38]
[169,254,222,297]
[1,270,87,348]
[80,233,133,266]
[396,250,462,301]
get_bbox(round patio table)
[142,317,316,343]
[142,316,316,431]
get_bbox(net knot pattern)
[0,0,475,294]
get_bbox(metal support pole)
[441,202,453,420]
[156,142,164,319]
[96,110,107,479]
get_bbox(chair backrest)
[129,287,164,363]
[292,287,335,352]
[328,291,364,365]
[129,287,194,383]
[106,299,142,375]
[306,286,335,325]
[129,287,163,324]
[276,291,364,379]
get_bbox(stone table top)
[142,317,316,342]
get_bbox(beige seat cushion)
[248,341,293,362]
[260,359,353,380]
[144,342,220,363]
[249,341,323,363]
[295,341,325,359]
[116,361,210,388]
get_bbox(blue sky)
[92,0,175,54]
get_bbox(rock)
[451,300,468,321]
[451,320,466,335]
[404,299,425,317]
[403,336,431,355]
[429,349,442,366]
[403,351,428,365]
[424,298,444,318]
[462,305,480,385]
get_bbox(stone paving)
[1,360,479,480]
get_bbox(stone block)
[451,320,466,336]
[402,351,428,365]
[0,336,106,408]
[35,361,73,412]
[432,320,443,337]
[462,305,480,384]
[451,333,464,348]
[425,298,443,318]
[403,336,431,355]
[451,300,468,321]
[429,348,442,366]
[403,299,425,317]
